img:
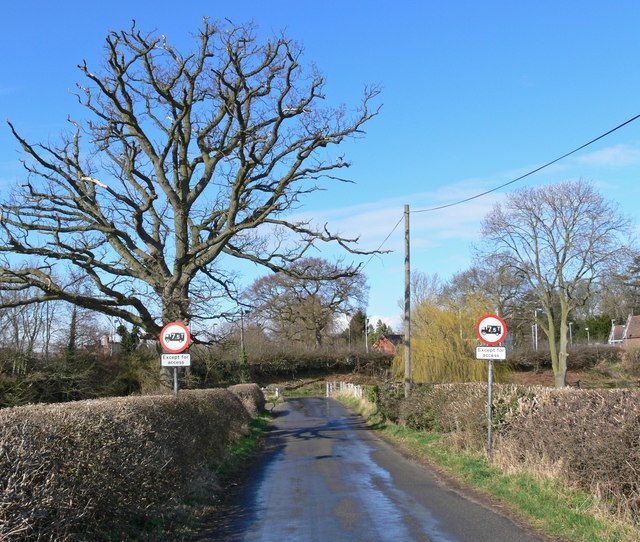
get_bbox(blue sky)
[2,1,640,330]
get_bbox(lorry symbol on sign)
[165,332,185,342]
[480,325,502,336]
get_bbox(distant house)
[609,324,625,346]
[100,334,121,355]
[372,334,404,355]
[608,315,640,348]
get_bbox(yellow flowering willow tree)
[395,290,500,383]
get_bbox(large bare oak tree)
[0,19,379,337]
[480,180,631,387]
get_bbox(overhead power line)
[361,214,404,270]
[361,112,640,269]
[412,113,640,214]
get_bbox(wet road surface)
[196,397,547,541]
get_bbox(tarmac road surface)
[195,397,548,542]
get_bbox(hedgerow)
[0,387,261,540]
[373,382,640,516]
[508,345,624,371]
[189,348,392,387]
[228,383,266,415]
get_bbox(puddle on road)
[218,398,461,542]
[334,429,459,542]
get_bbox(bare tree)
[444,264,545,349]
[0,288,65,366]
[409,271,444,307]
[445,265,526,318]
[56,304,105,355]
[0,19,379,338]
[246,257,368,347]
[600,252,640,318]
[480,180,632,386]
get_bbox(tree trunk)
[548,318,568,387]
[554,361,567,387]
[555,302,570,388]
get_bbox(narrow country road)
[195,397,547,542]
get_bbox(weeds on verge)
[130,412,272,541]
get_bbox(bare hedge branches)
[0,388,256,540]
[376,382,640,518]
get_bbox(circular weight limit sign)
[160,322,191,353]
[476,314,507,346]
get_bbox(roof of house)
[611,324,625,342]
[383,334,404,345]
[625,315,640,340]
[372,334,404,353]
[609,315,640,345]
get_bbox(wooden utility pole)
[404,204,411,397]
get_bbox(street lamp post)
[240,309,245,355]
[365,316,369,353]
[611,319,616,344]
[569,322,573,348]
[346,312,352,350]
[585,327,590,346]
[531,324,535,350]
[534,308,542,351]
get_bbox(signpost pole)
[404,204,411,398]
[487,359,493,458]
[475,313,507,461]
[173,368,178,396]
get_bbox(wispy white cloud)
[282,154,640,322]
[295,177,507,253]
[576,143,640,167]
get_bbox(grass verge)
[280,378,327,397]
[336,395,639,542]
[215,412,271,481]
[133,412,272,541]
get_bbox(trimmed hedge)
[228,383,266,415]
[246,351,393,378]
[508,345,624,371]
[0,387,262,540]
[373,383,640,514]
[189,349,393,387]
[499,388,640,508]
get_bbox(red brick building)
[372,334,404,354]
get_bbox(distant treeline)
[0,344,392,408]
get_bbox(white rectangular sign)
[161,353,191,367]
[475,346,506,360]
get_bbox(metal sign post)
[160,322,191,396]
[476,314,508,460]
[174,368,178,396]
[487,358,493,457]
